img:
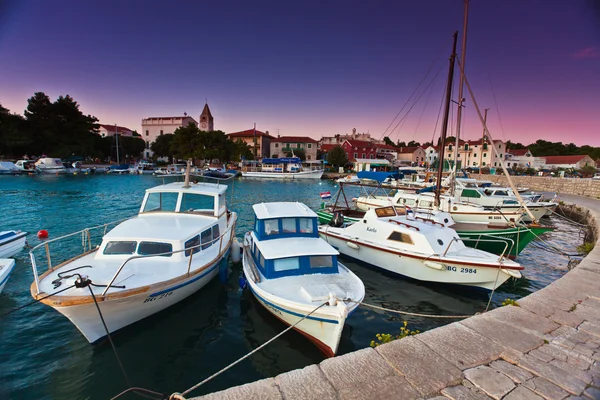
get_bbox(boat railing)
[442,235,513,262]
[29,217,131,295]
[100,217,236,296]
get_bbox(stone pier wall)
[483,175,600,198]
[192,194,600,400]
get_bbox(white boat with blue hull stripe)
[242,202,365,357]
[29,169,237,343]
[0,230,28,258]
[0,259,16,294]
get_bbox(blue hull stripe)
[249,285,339,324]
[149,249,229,297]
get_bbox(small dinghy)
[0,259,16,294]
[242,202,365,357]
[0,230,28,258]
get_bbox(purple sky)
[1,0,599,146]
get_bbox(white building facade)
[140,116,198,159]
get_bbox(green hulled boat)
[316,209,553,259]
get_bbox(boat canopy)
[357,171,403,183]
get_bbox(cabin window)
[143,192,178,212]
[273,257,301,272]
[138,241,173,257]
[282,218,297,233]
[181,193,214,214]
[387,232,414,245]
[298,218,314,234]
[375,207,396,218]
[104,241,137,255]
[421,201,432,207]
[264,219,280,235]
[184,235,200,256]
[309,255,333,268]
[201,227,213,249]
[212,225,220,240]
[495,190,508,196]
[259,252,265,268]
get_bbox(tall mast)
[434,31,459,208]
[115,123,120,164]
[479,108,489,176]
[450,0,469,195]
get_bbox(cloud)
[571,47,600,59]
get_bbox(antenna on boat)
[183,159,192,188]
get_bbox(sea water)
[0,174,582,399]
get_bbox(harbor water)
[0,174,584,399]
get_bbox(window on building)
[160,130,163,135]
[483,162,486,166]
[449,145,453,151]
[353,152,358,158]
[473,162,477,166]
[362,153,366,158]
[275,143,279,148]
[494,162,497,167]
[473,153,477,157]
[145,130,149,136]
[370,154,374,159]
[483,153,487,158]
[297,143,302,148]
[308,143,312,149]
[307,155,312,160]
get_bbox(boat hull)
[46,252,226,343]
[0,232,27,258]
[319,228,518,291]
[242,169,324,179]
[0,259,16,294]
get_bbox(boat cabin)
[139,181,227,217]
[249,202,339,279]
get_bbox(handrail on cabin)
[387,219,420,231]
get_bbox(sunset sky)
[1,0,598,146]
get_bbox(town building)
[423,145,439,166]
[226,128,275,159]
[444,139,506,169]
[541,155,596,169]
[319,128,378,149]
[504,148,545,169]
[199,104,214,132]
[270,136,318,160]
[395,146,426,165]
[353,158,391,172]
[140,114,198,159]
[341,139,378,161]
[98,124,133,137]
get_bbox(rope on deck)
[169,301,330,400]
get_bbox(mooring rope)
[170,301,330,399]
[344,299,476,319]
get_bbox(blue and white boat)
[242,202,364,356]
[241,158,324,179]
[0,230,28,258]
[0,259,16,294]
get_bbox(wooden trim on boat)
[320,230,523,270]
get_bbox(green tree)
[199,130,235,162]
[383,137,396,147]
[397,141,407,147]
[285,148,306,161]
[0,103,29,157]
[326,145,348,168]
[407,140,421,147]
[120,136,145,160]
[232,139,254,161]
[171,122,201,160]
[151,134,175,160]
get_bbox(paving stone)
[376,336,463,397]
[490,360,534,383]
[519,297,559,318]
[415,323,504,370]
[551,326,596,351]
[574,304,600,326]
[580,321,600,338]
[500,348,525,364]
[583,388,600,400]
[503,386,544,400]
[486,306,559,336]
[460,314,543,353]
[531,347,557,362]
[551,310,585,328]
[337,374,420,400]
[463,366,515,399]
[319,347,396,391]
[199,378,282,400]
[427,397,448,400]
[549,360,593,383]
[523,377,570,400]
[274,364,337,400]
[518,354,587,395]
[591,361,600,375]
[441,385,492,400]
[583,387,600,399]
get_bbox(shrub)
[369,321,420,347]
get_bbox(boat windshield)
[180,193,215,214]
[143,192,178,212]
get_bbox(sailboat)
[107,125,130,174]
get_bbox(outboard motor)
[329,211,345,227]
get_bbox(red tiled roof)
[397,146,421,154]
[271,136,318,143]
[507,149,529,156]
[423,145,439,150]
[99,124,132,132]
[543,155,590,164]
[375,144,397,150]
[227,129,275,139]
[344,139,377,149]
[320,144,340,152]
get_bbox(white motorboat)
[35,157,67,174]
[130,160,157,175]
[319,206,523,290]
[336,174,360,184]
[0,259,16,294]
[354,190,524,224]
[0,161,19,175]
[29,174,237,343]
[14,160,39,174]
[242,202,364,356]
[241,158,324,179]
[0,230,28,258]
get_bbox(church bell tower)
[199,103,214,132]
